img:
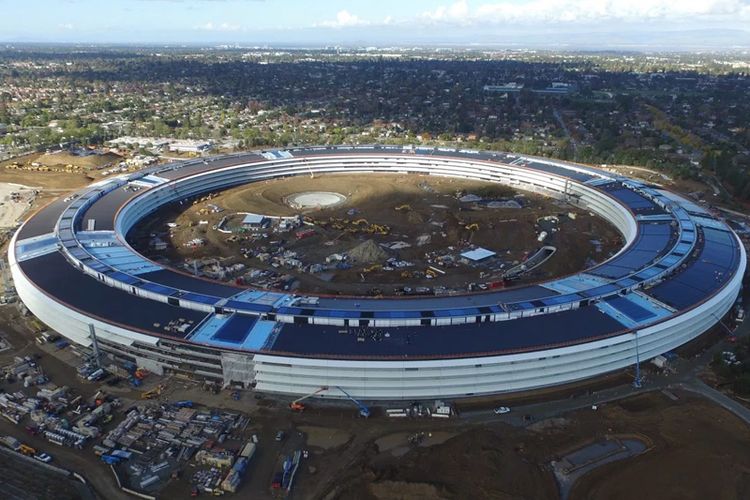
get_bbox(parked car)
[34,452,52,463]
[275,431,286,442]
[493,406,511,415]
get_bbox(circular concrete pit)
[285,191,347,210]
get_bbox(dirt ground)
[0,182,37,228]
[569,392,750,500]
[307,391,750,500]
[0,152,110,191]
[132,173,622,295]
[0,169,92,191]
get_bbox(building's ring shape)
[8,145,746,400]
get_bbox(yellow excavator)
[369,224,390,235]
[141,384,165,400]
[394,204,411,212]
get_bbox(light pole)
[633,330,642,389]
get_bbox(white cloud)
[423,0,470,22]
[309,0,750,32]
[318,10,368,28]
[420,0,750,25]
[195,21,241,31]
[58,23,75,30]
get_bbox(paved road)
[553,108,578,155]
[678,380,750,425]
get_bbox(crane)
[289,386,329,411]
[335,386,370,418]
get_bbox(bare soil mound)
[347,239,388,264]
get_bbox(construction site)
[3,303,750,500]
[0,225,749,500]
[130,173,622,296]
[2,144,750,499]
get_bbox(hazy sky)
[2,0,750,48]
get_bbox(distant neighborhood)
[0,47,748,200]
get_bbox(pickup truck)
[0,435,21,451]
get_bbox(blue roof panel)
[225,300,274,313]
[605,296,656,322]
[213,315,258,343]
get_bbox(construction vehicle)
[352,218,368,226]
[363,264,382,273]
[290,386,329,411]
[141,384,164,400]
[465,223,480,231]
[369,224,390,235]
[295,229,316,240]
[428,266,446,276]
[101,454,122,465]
[110,449,133,460]
[394,204,411,212]
[1,435,21,451]
[19,444,36,455]
[335,386,370,418]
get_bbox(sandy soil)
[0,169,93,190]
[0,182,37,228]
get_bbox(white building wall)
[8,153,746,400]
